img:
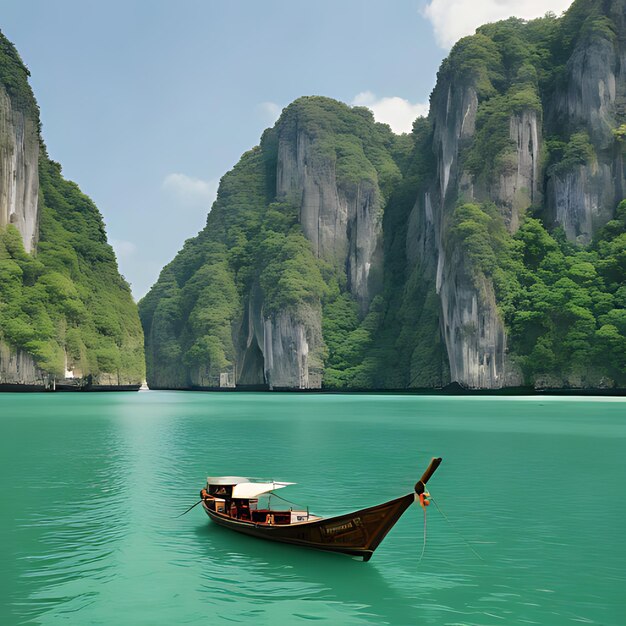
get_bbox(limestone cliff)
[403,0,626,389]
[0,30,145,390]
[234,286,324,392]
[0,35,44,387]
[236,284,323,389]
[545,0,626,243]
[0,83,39,253]
[407,80,536,387]
[276,117,383,309]
[144,0,626,391]
[0,343,48,388]
[426,95,539,387]
[141,98,402,390]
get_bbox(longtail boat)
[199,457,442,561]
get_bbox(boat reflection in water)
[193,521,431,625]
[199,458,442,562]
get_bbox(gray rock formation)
[261,311,321,389]
[494,110,542,232]
[276,124,383,309]
[0,83,39,252]
[236,284,322,389]
[0,343,49,387]
[548,161,617,243]
[0,33,144,391]
[0,75,42,387]
[438,254,520,388]
[410,78,528,388]
[405,4,626,389]
[546,13,626,243]
[232,112,386,389]
[433,84,478,203]
[143,2,626,392]
[406,71,546,388]
[554,24,618,150]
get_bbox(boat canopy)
[232,481,295,499]
[206,477,295,499]
[206,476,250,486]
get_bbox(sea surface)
[1,392,625,625]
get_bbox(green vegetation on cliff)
[361,117,449,389]
[0,30,38,118]
[139,137,329,387]
[138,147,265,387]
[450,199,626,385]
[425,0,626,388]
[322,0,625,391]
[0,30,144,385]
[438,2,620,187]
[142,0,626,391]
[140,97,411,388]
[0,154,145,382]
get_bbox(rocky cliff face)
[276,117,383,309]
[236,284,322,389]
[142,98,397,390]
[0,84,39,253]
[423,83,511,389]
[404,0,626,389]
[545,1,626,243]
[439,262,509,388]
[236,112,385,388]
[144,0,626,391]
[231,115,385,389]
[411,79,536,388]
[0,36,43,387]
[548,161,617,242]
[0,31,145,390]
[495,110,542,232]
[0,344,48,388]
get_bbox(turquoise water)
[1,392,625,625]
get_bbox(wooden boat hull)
[202,493,415,561]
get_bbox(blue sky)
[1,0,572,298]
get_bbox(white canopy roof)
[206,476,250,486]
[232,481,295,499]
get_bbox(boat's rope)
[429,494,484,561]
[417,504,428,565]
[176,499,203,518]
[266,491,305,509]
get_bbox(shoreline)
[128,384,626,397]
[0,384,142,393]
[2,383,625,396]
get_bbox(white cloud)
[111,239,136,261]
[352,92,429,134]
[422,0,575,49]
[162,173,218,210]
[258,101,282,126]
